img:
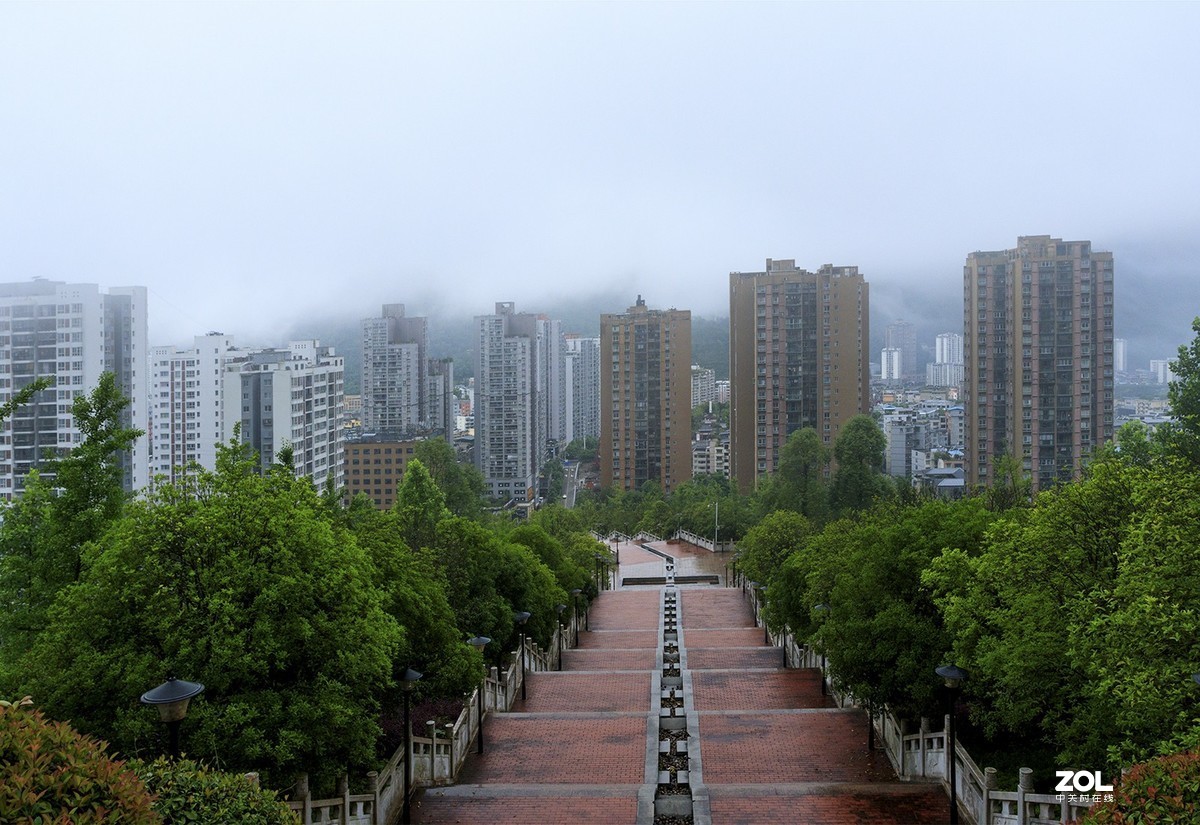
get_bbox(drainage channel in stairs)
[654,587,693,824]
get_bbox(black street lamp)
[400,668,422,825]
[814,603,830,696]
[612,536,620,567]
[593,552,603,591]
[555,604,567,671]
[936,664,968,825]
[467,637,490,754]
[570,589,583,645]
[140,676,204,759]
[513,611,531,701]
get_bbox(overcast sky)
[3,2,1198,363]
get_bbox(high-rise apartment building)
[0,281,148,498]
[881,348,902,383]
[964,235,1114,492]
[151,333,246,483]
[222,340,344,488]
[927,332,965,388]
[1113,338,1128,374]
[564,335,600,445]
[691,365,716,407]
[729,260,870,493]
[361,304,427,434]
[600,297,691,493]
[474,302,562,501]
[885,319,918,380]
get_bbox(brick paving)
[684,628,767,647]
[686,647,783,670]
[561,647,658,672]
[414,560,951,825]
[706,784,952,825]
[414,790,639,825]
[691,669,834,711]
[515,671,651,713]
[453,714,648,785]
[576,629,658,649]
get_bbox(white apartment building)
[222,340,344,488]
[1113,338,1128,374]
[881,347,902,382]
[691,365,716,408]
[564,335,600,445]
[1150,359,1174,385]
[0,281,148,498]
[927,333,964,388]
[151,333,246,483]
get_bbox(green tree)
[413,438,485,518]
[16,441,401,793]
[814,498,995,720]
[1072,460,1200,767]
[349,505,476,702]
[764,427,830,521]
[1160,316,1200,464]
[925,455,1139,767]
[507,523,588,596]
[735,510,813,593]
[394,458,451,551]
[0,373,141,665]
[829,415,890,515]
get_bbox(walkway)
[414,538,950,825]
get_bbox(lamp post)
[467,637,490,754]
[612,536,620,567]
[570,589,582,645]
[936,664,968,825]
[401,668,422,825]
[140,676,204,759]
[555,603,567,671]
[593,552,603,591]
[513,611,531,701]
[814,604,830,696]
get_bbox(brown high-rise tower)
[964,236,1114,492]
[729,260,870,493]
[600,297,692,493]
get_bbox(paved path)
[414,538,950,824]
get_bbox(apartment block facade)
[964,235,1114,492]
[600,297,691,493]
[0,281,148,498]
[151,333,246,483]
[474,302,562,501]
[564,335,600,445]
[729,260,870,493]
[222,340,344,488]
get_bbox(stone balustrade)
[761,593,1098,825]
[286,614,578,824]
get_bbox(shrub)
[0,697,159,824]
[1079,750,1200,824]
[129,757,298,825]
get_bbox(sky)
[3,2,1198,365]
